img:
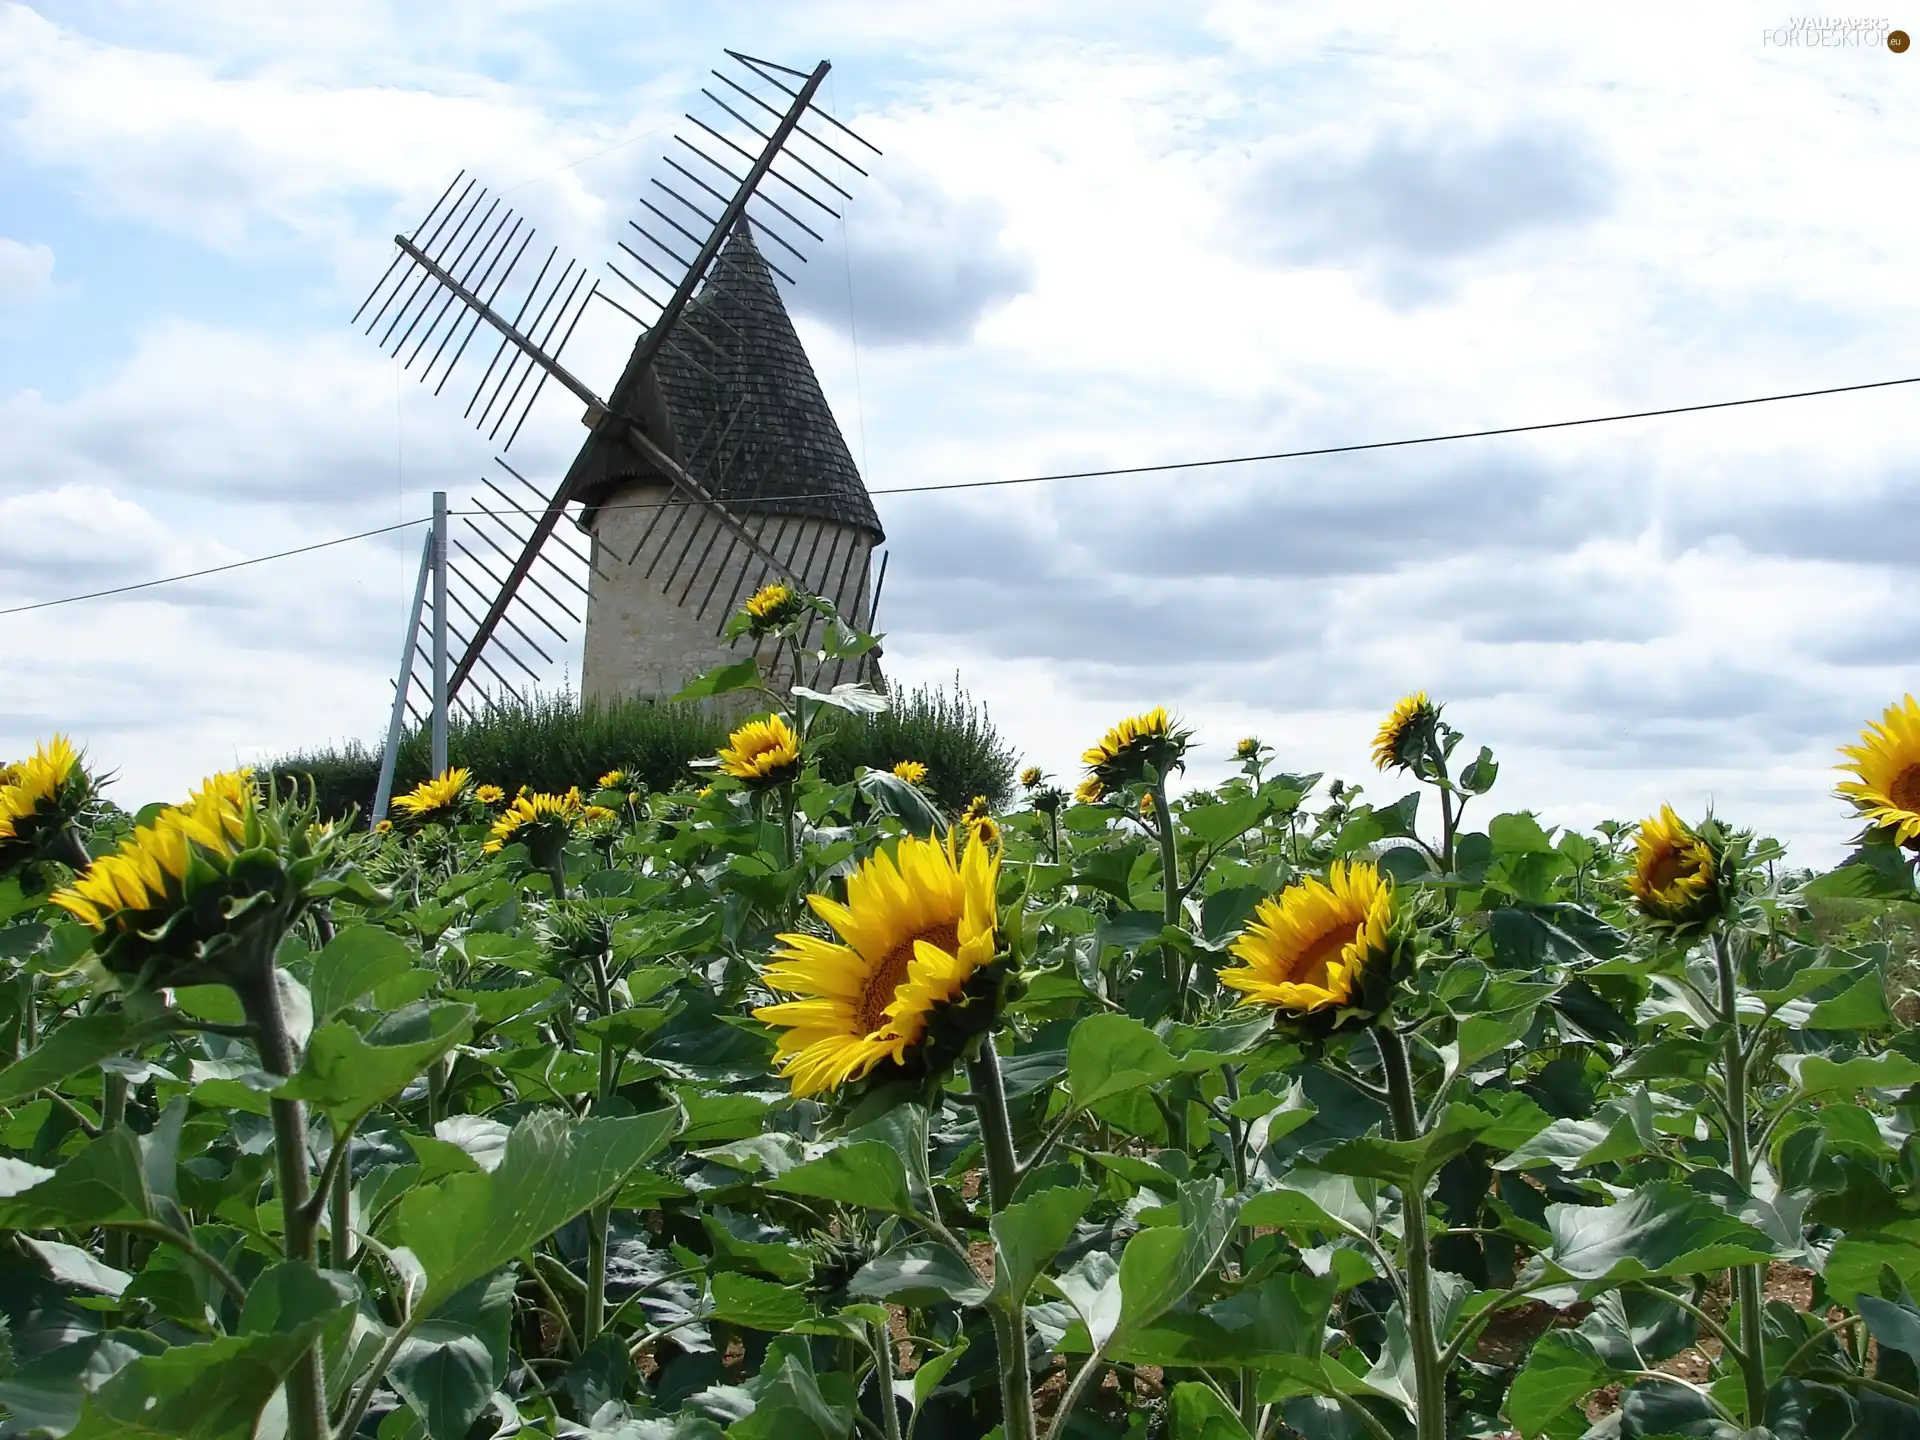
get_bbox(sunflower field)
[5,595,1920,1440]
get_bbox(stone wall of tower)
[580,481,878,704]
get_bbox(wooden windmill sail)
[351,51,884,729]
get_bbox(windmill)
[354,51,887,813]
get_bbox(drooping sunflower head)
[51,769,359,989]
[474,784,505,807]
[390,766,472,826]
[1372,693,1440,773]
[753,829,1004,1097]
[1838,695,1920,847]
[893,759,929,785]
[483,787,583,863]
[742,582,806,635]
[1074,776,1105,806]
[1019,766,1043,790]
[1082,707,1191,789]
[1626,805,1727,929]
[1218,860,1400,1029]
[718,715,803,788]
[597,769,626,790]
[0,734,97,873]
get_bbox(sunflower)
[1838,695,1920,846]
[1219,861,1395,1017]
[582,804,617,824]
[1074,776,1105,806]
[1082,707,1190,789]
[597,769,626,790]
[956,796,1000,851]
[0,734,95,872]
[50,771,253,934]
[1138,792,1157,820]
[1626,806,1721,926]
[1235,737,1262,761]
[893,760,929,785]
[483,788,583,857]
[474,784,505,806]
[1019,766,1043,789]
[719,715,802,787]
[753,830,1002,1097]
[742,582,805,635]
[1372,693,1439,773]
[391,766,471,825]
[375,819,394,835]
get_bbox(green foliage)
[273,679,1015,817]
[8,689,1920,1440]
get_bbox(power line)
[5,370,1916,618]
[515,370,1920,520]
[0,519,429,618]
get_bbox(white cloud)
[0,235,53,305]
[4,0,1919,865]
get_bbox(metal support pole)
[431,491,449,776]
[372,530,435,827]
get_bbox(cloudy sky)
[2,1,1915,863]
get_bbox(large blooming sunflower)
[0,735,95,872]
[391,766,471,825]
[1371,693,1439,773]
[1838,695,1920,846]
[1626,806,1721,926]
[483,788,583,856]
[893,760,929,785]
[754,831,1002,1097]
[1218,860,1394,1017]
[1082,707,1190,789]
[719,716,802,787]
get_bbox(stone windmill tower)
[353,51,886,729]
[571,219,883,701]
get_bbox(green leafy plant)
[7,662,1920,1440]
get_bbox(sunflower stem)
[968,1041,1036,1440]
[234,957,327,1440]
[1712,928,1768,1422]
[780,781,798,870]
[1222,1066,1258,1432]
[102,1070,130,1270]
[1150,778,1187,1022]
[1378,1023,1445,1440]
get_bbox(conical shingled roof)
[574,222,881,539]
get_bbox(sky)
[1,1,1915,865]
